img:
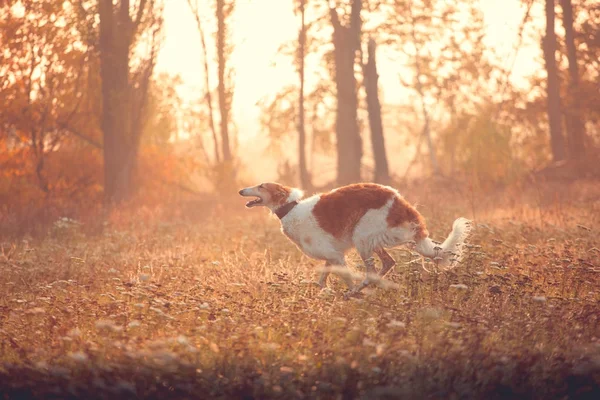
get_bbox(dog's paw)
[343,289,363,300]
[318,287,335,298]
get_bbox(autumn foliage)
[0,1,203,234]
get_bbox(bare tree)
[330,0,362,185]
[407,4,440,175]
[363,38,389,184]
[216,0,234,163]
[543,0,566,162]
[187,0,220,163]
[559,0,586,159]
[297,0,311,189]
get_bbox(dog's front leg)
[322,257,354,290]
[317,259,354,292]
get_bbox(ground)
[0,180,599,399]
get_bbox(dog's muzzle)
[239,188,263,207]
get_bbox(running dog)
[239,182,471,295]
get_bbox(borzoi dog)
[239,182,470,296]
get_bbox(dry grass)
[1,181,599,399]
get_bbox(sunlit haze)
[156,0,542,143]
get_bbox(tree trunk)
[98,0,152,204]
[408,6,439,175]
[297,0,311,189]
[559,0,586,159]
[363,38,390,184]
[330,0,362,185]
[216,0,232,162]
[99,0,134,204]
[310,101,318,173]
[187,0,220,163]
[543,0,566,162]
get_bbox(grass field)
[1,180,599,399]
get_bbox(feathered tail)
[415,217,472,270]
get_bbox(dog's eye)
[258,184,264,189]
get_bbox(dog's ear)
[268,184,291,205]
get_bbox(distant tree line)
[0,0,598,222]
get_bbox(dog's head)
[238,182,302,210]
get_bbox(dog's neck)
[272,188,303,219]
[274,200,298,219]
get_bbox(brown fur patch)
[386,196,428,240]
[313,183,395,238]
[262,183,292,208]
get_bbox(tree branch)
[58,124,103,149]
[329,5,341,31]
[133,0,149,33]
[186,0,221,163]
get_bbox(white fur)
[287,188,304,203]
[415,217,472,270]
[280,194,347,263]
[352,198,416,258]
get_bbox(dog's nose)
[238,189,244,195]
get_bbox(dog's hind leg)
[376,249,396,278]
[346,251,377,297]
[317,261,331,288]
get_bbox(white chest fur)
[279,195,348,261]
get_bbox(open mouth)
[245,197,263,207]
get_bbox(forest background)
[1,0,598,230]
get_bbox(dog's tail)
[415,217,472,270]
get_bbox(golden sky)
[156,0,543,159]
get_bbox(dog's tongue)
[246,198,261,207]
